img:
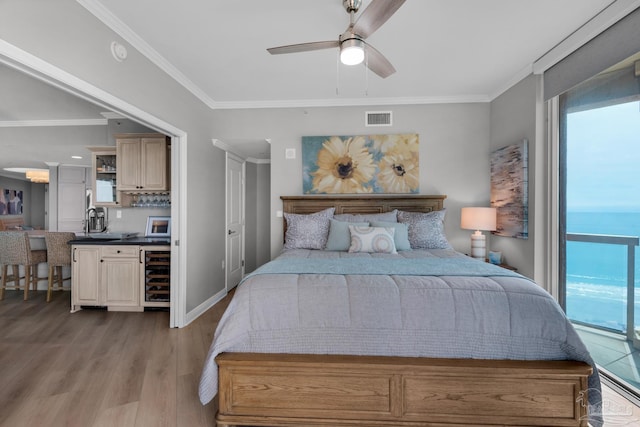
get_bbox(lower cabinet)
[72,244,170,312]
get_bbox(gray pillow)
[284,207,335,250]
[370,221,411,251]
[325,219,368,251]
[333,209,398,223]
[397,209,451,249]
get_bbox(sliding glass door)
[559,57,640,393]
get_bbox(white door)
[226,153,244,291]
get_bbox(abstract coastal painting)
[0,188,23,215]
[302,134,419,194]
[490,140,528,239]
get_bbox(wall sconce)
[460,207,497,260]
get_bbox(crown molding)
[0,118,107,128]
[211,94,490,110]
[78,0,218,109]
[246,157,271,164]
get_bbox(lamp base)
[470,232,486,260]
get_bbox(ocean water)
[566,211,640,332]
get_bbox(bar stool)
[44,232,76,302]
[0,231,48,300]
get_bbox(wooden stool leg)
[47,265,54,302]
[0,265,7,300]
[57,266,63,289]
[23,265,31,301]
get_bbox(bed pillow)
[284,207,335,250]
[325,219,369,251]
[334,209,398,223]
[370,221,411,251]
[348,225,397,254]
[397,209,452,249]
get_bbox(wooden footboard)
[216,353,592,427]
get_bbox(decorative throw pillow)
[334,209,398,223]
[325,219,369,251]
[284,207,335,250]
[397,209,452,249]
[370,221,411,251]
[348,225,397,254]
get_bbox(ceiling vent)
[365,111,392,127]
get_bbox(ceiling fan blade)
[365,44,396,79]
[267,40,339,55]
[352,0,406,39]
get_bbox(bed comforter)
[199,248,601,425]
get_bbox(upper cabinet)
[89,146,119,207]
[116,133,170,192]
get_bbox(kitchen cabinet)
[88,146,120,206]
[71,245,141,312]
[116,133,169,192]
[71,243,171,312]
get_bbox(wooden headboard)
[280,195,447,239]
[281,195,446,215]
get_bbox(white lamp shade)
[340,38,365,65]
[460,207,497,231]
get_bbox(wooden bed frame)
[215,195,592,427]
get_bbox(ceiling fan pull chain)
[336,50,340,96]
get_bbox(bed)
[200,195,601,427]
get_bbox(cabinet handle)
[73,247,76,262]
[100,259,104,263]
[117,250,121,253]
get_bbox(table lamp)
[460,207,497,260]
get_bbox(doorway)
[225,153,244,292]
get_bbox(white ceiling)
[82,0,617,107]
[0,0,634,180]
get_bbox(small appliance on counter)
[86,207,107,233]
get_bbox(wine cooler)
[142,247,170,307]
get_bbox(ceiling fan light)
[340,38,365,65]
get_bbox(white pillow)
[348,226,397,254]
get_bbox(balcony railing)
[566,233,639,342]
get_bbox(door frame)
[0,41,187,327]
[225,152,246,293]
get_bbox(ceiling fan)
[267,0,406,79]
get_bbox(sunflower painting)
[302,134,419,194]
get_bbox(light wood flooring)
[0,289,230,427]
[2,289,640,427]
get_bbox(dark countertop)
[70,237,171,246]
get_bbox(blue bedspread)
[199,249,602,426]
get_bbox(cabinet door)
[140,137,168,190]
[102,256,139,306]
[116,138,141,191]
[92,149,119,206]
[72,246,101,307]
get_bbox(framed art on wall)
[302,133,419,194]
[145,216,171,238]
[490,139,528,239]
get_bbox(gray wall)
[489,74,540,279]
[1,0,226,315]
[244,161,271,274]
[212,103,492,258]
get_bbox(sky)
[566,100,640,212]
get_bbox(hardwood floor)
[0,289,231,427]
[2,288,639,427]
